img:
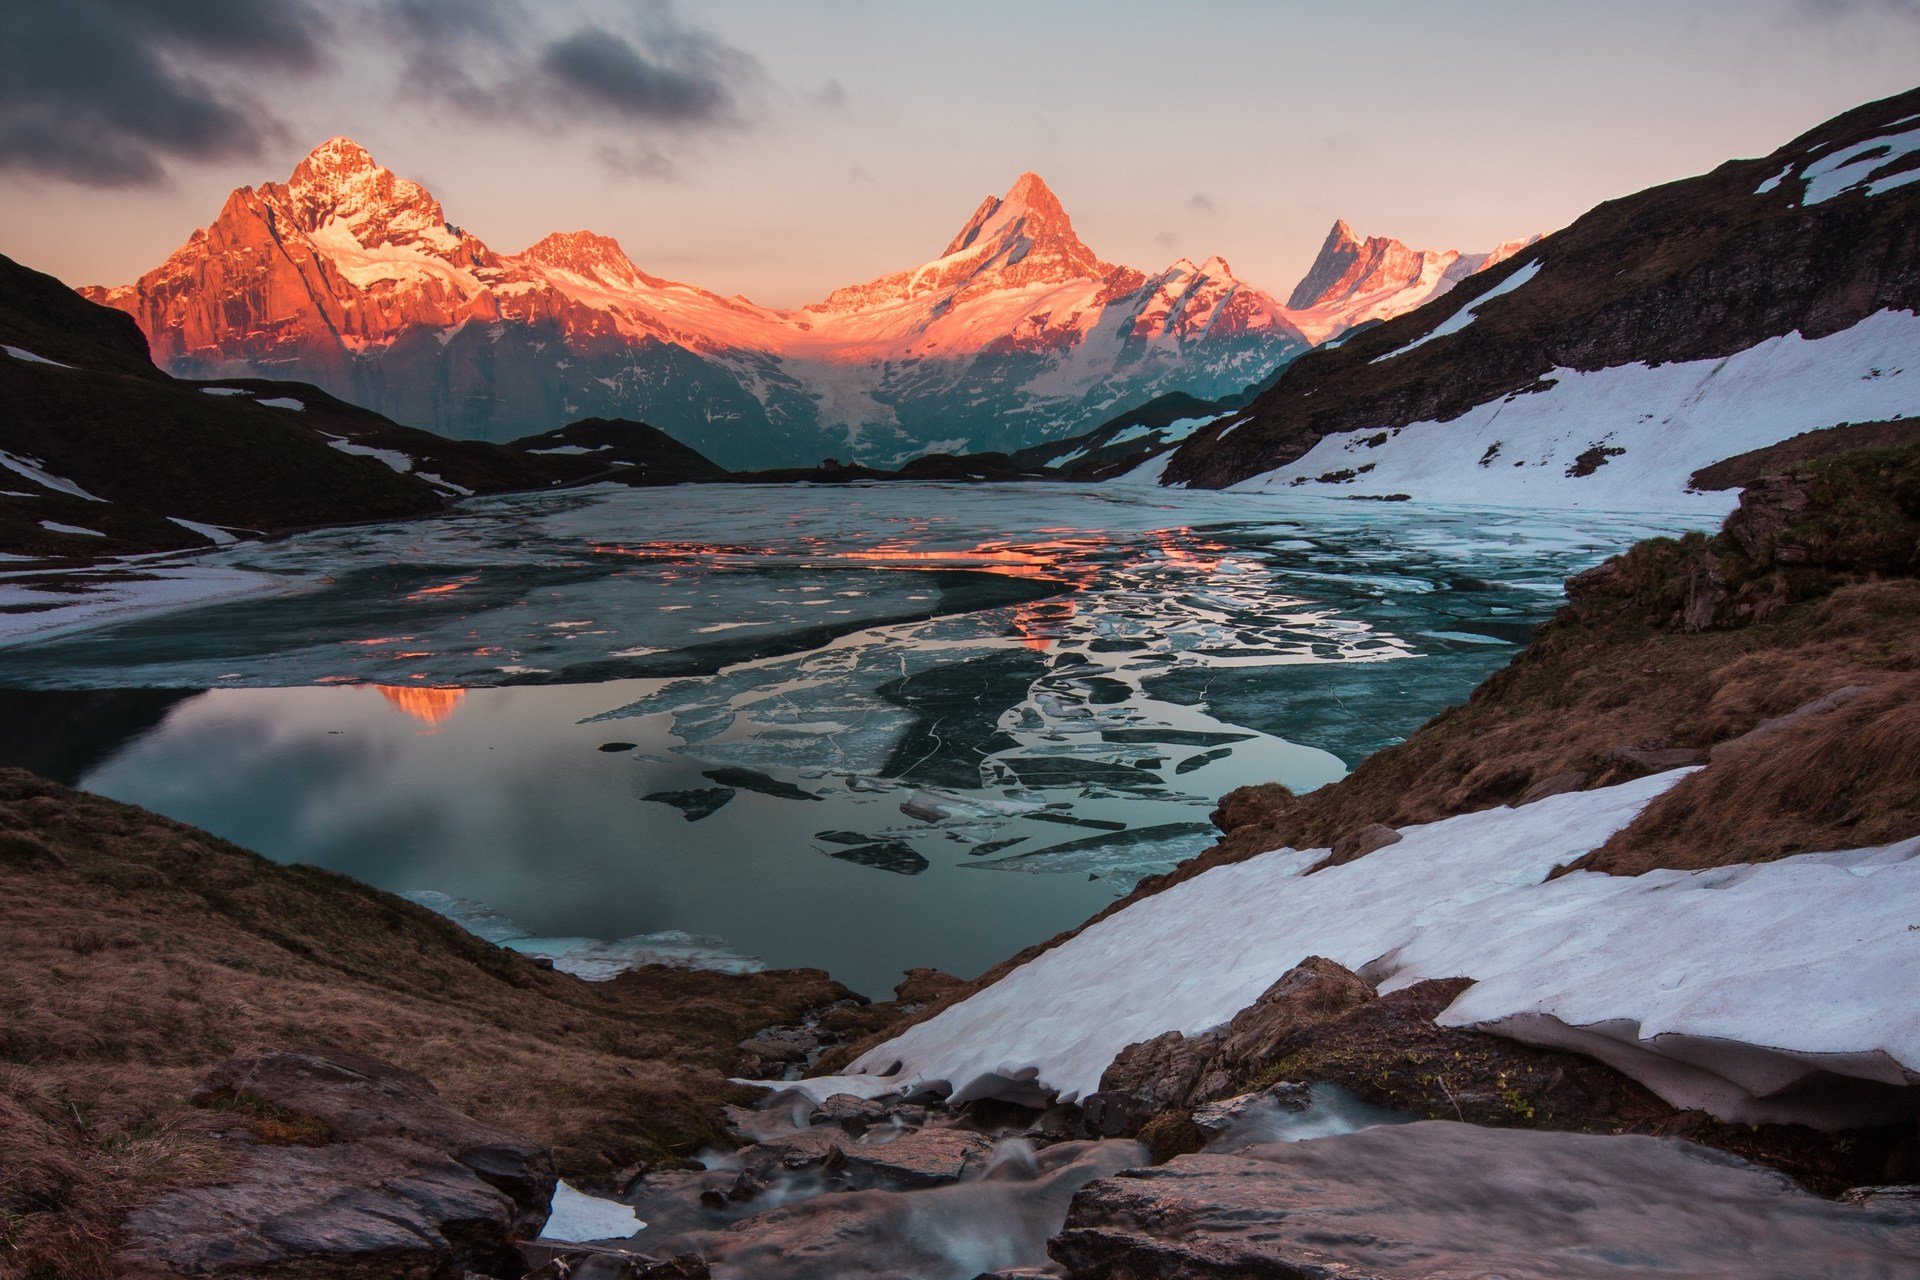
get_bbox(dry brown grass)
[0,770,849,1280]
[1580,670,1920,874]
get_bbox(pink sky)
[3,0,1918,308]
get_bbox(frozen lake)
[0,482,1687,994]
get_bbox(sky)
[3,0,1919,309]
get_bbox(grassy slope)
[0,769,850,1279]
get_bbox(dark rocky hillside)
[1164,86,1920,489]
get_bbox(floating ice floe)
[828,770,1920,1127]
[404,889,764,979]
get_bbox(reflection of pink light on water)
[374,685,467,726]
[405,576,476,601]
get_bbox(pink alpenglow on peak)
[86,144,1316,466]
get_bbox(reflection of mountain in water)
[0,687,194,786]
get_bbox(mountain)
[87,148,1309,468]
[0,252,627,559]
[1154,87,1920,507]
[1283,219,1536,343]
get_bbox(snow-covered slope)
[86,151,1307,467]
[1164,87,1920,508]
[1234,307,1920,512]
[819,771,1920,1128]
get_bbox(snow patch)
[167,517,239,546]
[539,1182,643,1243]
[327,438,415,473]
[255,396,304,411]
[0,451,106,502]
[1372,260,1541,363]
[199,386,251,396]
[38,520,105,538]
[835,771,1920,1126]
[1799,124,1920,205]
[1238,308,1920,512]
[3,345,73,368]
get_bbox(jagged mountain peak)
[940,171,1087,262]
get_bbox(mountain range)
[83,142,1514,468]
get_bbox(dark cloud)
[1187,193,1216,214]
[810,80,851,111]
[0,0,330,185]
[540,26,737,123]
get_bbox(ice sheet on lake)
[406,890,764,979]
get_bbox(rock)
[1189,1084,1310,1139]
[835,1126,996,1189]
[1212,957,1376,1072]
[1682,548,1728,631]
[1022,1102,1087,1147]
[1709,684,1873,761]
[1598,742,1709,773]
[121,1049,556,1279]
[807,1093,895,1135]
[1724,473,1813,565]
[893,966,965,1006]
[1088,959,1376,1137]
[1513,768,1588,805]
[190,1048,555,1236]
[1329,821,1401,860]
[1049,1122,1920,1279]
[741,1124,994,1190]
[735,1026,820,1077]
[521,1241,711,1279]
[1086,1030,1223,1134]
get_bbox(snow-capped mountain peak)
[1280,218,1524,343]
[515,230,661,292]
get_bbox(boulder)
[807,1092,896,1135]
[1514,768,1588,806]
[1213,956,1376,1070]
[1049,1122,1920,1279]
[1329,821,1401,860]
[893,966,965,1006]
[120,1049,556,1279]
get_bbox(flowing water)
[0,481,1685,995]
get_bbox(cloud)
[540,26,742,124]
[0,0,330,185]
[1187,193,1216,214]
[0,0,772,187]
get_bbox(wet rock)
[1087,1030,1223,1135]
[825,839,929,875]
[643,787,734,821]
[700,767,818,802]
[1189,1084,1310,1139]
[1329,821,1401,860]
[735,1026,820,1077]
[1022,1102,1087,1147]
[1050,1122,1920,1279]
[521,1241,710,1279]
[1089,959,1377,1139]
[807,1093,895,1135]
[835,1126,996,1188]
[120,1049,554,1279]
[1514,768,1588,805]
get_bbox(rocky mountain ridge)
[83,145,1510,468]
